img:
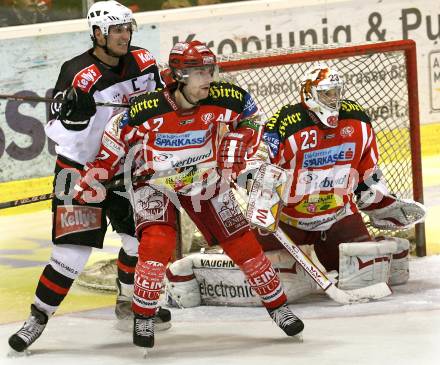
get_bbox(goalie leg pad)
[389,237,410,285]
[165,256,201,308]
[338,240,398,290]
[264,250,317,302]
[165,249,317,308]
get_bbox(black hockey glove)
[58,86,96,130]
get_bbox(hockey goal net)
[211,39,425,256]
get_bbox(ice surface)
[1,256,439,365]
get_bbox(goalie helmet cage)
[217,39,426,257]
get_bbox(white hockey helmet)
[300,63,344,128]
[87,1,137,39]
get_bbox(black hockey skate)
[267,303,304,336]
[115,279,171,331]
[133,313,154,348]
[8,304,49,352]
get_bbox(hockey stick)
[0,162,218,210]
[273,227,392,304]
[0,173,131,209]
[0,93,129,108]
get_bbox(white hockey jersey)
[45,47,163,165]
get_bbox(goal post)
[217,39,426,257]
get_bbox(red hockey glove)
[73,130,125,204]
[218,128,255,176]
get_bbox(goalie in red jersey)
[253,63,426,291]
[73,40,305,350]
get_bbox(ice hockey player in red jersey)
[255,63,425,291]
[73,40,305,349]
[8,1,170,354]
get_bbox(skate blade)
[293,333,304,343]
[7,348,31,357]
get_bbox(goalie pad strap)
[339,241,397,256]
[389,237,410,285]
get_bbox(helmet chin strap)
[179,83,199,106]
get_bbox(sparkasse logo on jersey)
[302,143,355,168]
[154,130,210,148]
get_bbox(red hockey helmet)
[168,40,217,82]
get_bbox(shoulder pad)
[339,100,371,124]
[204,81,247,113]
[61,51,102,93]
[128,91,171,125]
[130,47,157,72]
[265,103,313,139]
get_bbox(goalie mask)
[300,63,344,128]
[168,40,218,83]
[87,1,137,41]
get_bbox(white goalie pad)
[338,240,398,290]
[165,256,201,308]
[389,237,410,285]
[363,197,426,230]
[246,163,292,232]
[165,250,316,308]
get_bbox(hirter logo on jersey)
[73,65,102,93]
[132,49,156,72]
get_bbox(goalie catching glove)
[357,189,426,230]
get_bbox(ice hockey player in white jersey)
[8,1,169,354]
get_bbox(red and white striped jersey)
[98,81,261,195]
[263,99,380,231]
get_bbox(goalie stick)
[244,163,392,304]
[273,227,392,304]
[0,93,129,108]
